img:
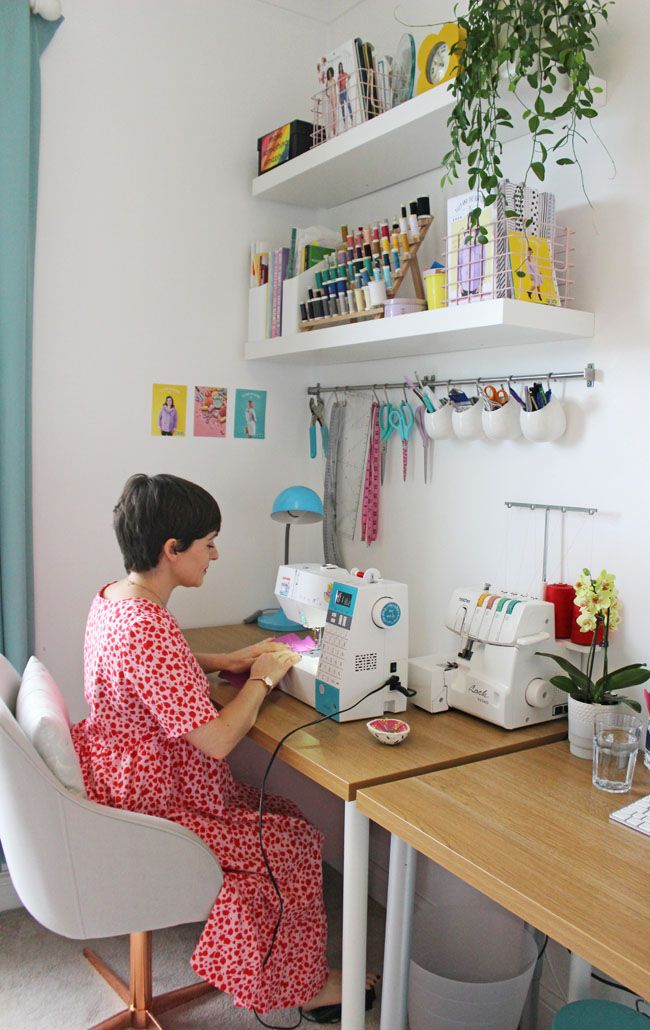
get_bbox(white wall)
[33,0,326,717]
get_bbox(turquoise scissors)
[380,401,414,481]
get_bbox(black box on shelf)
[257,120,314,175]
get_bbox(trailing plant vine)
[439,0,612,232]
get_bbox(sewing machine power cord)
[253,674,408,1029]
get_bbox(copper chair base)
[84,930,216,1030]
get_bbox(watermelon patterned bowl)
[366,718,410,746]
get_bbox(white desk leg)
[380,833,416,1030]
[341,800,369,1030]
[567,953,593,1002]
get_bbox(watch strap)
[248,676,273,695]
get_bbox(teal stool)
[553,1000,649,1028]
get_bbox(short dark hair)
[113,474,221,572]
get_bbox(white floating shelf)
[252,78,606,208]
[245,300,595,365]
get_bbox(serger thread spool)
[544,583,575,639]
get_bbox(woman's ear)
[162,538,180,562]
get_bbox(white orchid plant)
[538,568,648,712]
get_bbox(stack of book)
[249,227,338,339]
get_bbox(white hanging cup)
[520,393,566,442]
[482,396,522,440]
[452,401,484,440]
[423,403,453,440]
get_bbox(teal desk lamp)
[257,485,324,632]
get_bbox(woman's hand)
[249,649,300,690]
[221,639,295,674]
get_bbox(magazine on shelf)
[499,180,558,305]
[316,40,365,138]
[507,232,559,306]
[446,190,505,304]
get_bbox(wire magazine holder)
[444,222,575,307]
[310,66,391,147]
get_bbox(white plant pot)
[567,696,611,759]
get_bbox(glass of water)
[593,710,642,793]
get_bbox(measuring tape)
[361,403,381,545]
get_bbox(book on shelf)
[317,40,366,138]
[304,243,335,270]
[271,246,290,337]
[446,190,502,304]
[250,240,270,287]
[358,39,382,119]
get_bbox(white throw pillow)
[16,656,87,797]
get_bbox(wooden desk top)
[183,624,568,802]
[356,742,650,1000]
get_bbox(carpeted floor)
[0,865,386,1030]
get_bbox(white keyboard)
[609,793,650,837]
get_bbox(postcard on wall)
[508,232,559,306]
[194,386,227,438]
[234,389,266,440]
[151,383,187,437]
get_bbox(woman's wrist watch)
[249,675,274,695]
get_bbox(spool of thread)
[544,583,575,639]
[367,279,387,307]
[570,602,605,646]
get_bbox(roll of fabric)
[544,583,575,638]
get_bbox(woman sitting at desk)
[72,473,374,1019]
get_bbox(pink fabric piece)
[219,634,317,686]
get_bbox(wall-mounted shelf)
[251,77,606,209]
[245,299,595,365]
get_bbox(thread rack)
[298,215,433,332]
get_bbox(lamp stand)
[257,524,303,633]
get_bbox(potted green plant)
[440,0,612,232]
[538,569,649,758]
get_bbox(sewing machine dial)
[372,599,401,628]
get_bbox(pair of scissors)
[388,401,414,481]
[309,396,329,458]
[484,384,508,408]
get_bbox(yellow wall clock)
[415,22,466,94]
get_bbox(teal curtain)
[0,2,61,671]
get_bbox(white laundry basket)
[408,903,538,1030]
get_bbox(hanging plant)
[439,0,612,232]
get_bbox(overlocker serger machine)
[409,587,570,729]
[274,563,409,722]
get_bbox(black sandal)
[301,985,376,1024]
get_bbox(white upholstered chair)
[0,653,224,1030]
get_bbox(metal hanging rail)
[505,501,598,583]
[307,363,595,396]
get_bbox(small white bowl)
[367,718,410,746]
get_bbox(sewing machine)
[409,587,570,729]
[274,563,409,722]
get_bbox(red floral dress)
[71,589,329,1012]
